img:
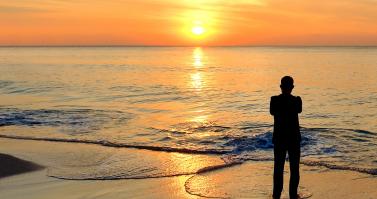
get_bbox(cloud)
[0,5,50,13]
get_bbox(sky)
[1,0,376,46]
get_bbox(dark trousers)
[273,142,300,199]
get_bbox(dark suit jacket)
[270,94,302,144]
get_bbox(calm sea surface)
[0,47,376,180]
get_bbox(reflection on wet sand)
[0,138,226,180]
[185,162,316,199]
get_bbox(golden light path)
[191,47,205,90]
[190,47,210,124]
[193,47,203,68]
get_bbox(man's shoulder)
[271,95,281,99]
[294,95,301,102]
[271,94,301,101]
[270,95,279,102]
[271,94,284,100]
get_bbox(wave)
[301,160,377,175]
[0,134,229,155]
[0,80,64,95]
[0,108,133,135]
[48,162,242,181]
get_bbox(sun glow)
[181,11,217,43]
[192,26,205,35]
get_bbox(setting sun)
[192,26,205,35]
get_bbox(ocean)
[0,46,376,180]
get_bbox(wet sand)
[1,138,376,199]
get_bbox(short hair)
[281,76,294,89]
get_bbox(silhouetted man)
[270,76,302,199]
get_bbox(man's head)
[280,76,294,94]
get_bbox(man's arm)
[270,96,276,115]
[296,96,302,113]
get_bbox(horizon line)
[0,44,376,48]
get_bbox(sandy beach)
[1,137,376,199]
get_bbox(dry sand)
[1,138,376,199]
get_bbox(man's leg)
[288,143,300,199]
[273,144,286,199]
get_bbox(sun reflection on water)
[190,72,203,90]
[189,47,210,124]
[193,47,203,68]
[190,115,209,123]
[190,47,206,91]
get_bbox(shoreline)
[1,137,377,198]
[1,133,376,176]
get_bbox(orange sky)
[1,0,376,46]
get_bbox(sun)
[192,26,205,35]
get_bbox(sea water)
[0,46,376,181]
